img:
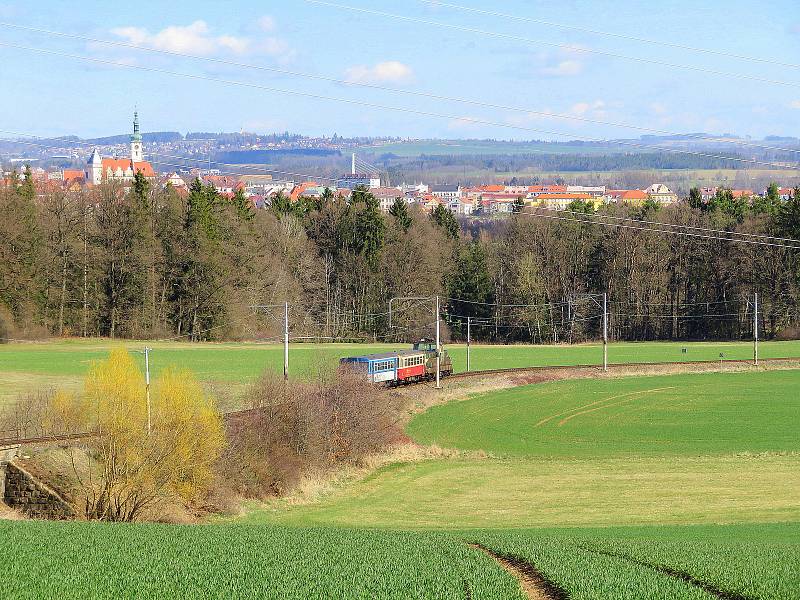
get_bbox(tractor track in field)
[579,546,756,600]
[468,543,568,600]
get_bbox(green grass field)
[408,371,800,458]
[2,337,798,405]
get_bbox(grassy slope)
[408,370,800,457]
[251,455,799,529]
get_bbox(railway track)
[3,356,798,447]
[443,355,800,381]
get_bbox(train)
[339,339,453,385]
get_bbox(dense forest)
[1,167,800,344]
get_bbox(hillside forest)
[2,168,800,345]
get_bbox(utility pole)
[435,295,441,390]
[284,301,289,381]
[753,292,759,366]
[467,316,471,372]
[602,292,608,372]
[144,347,152,436]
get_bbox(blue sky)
[1,0,799,140]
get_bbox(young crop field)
[0,520,797,599]
[0,522,523,599]
[2,337,799,405]
[469,522,800,600]
[408,370,800,457]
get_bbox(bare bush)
[218,368,404,499]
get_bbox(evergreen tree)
[776,187,800,239]
[431,204,459,240]
[389,197,412,232]
[131,170,150,209]
[753,183,781,215]
[20,165,36,201]
[446,242,494,338]
[354,194,386,267]
[232,187,255,223]
[688,187,703,210]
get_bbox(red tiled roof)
[290,181,319,202]
[62,169,85,182]
[608,190,647,201]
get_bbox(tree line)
[2,167,800,344]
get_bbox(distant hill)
[85,132,184,145]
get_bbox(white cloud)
[344,61,414,85]
[257,15,276,32]
[536,45,589,78]
[110,20,292,60]
[541,59,583,77]
[790,100,800,110]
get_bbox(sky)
[0,0,799,140]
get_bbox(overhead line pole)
[467,316,471,373]
[283,302,290,381]
[144,346,152,436]
[602,293,608,372]
[754,292,759,366]
[436,295,441,390]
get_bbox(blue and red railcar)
[340,341,452,385]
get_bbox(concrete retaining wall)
[3,460,75,520]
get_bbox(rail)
[2,356,798,445]
[443,355,800,381]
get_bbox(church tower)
[87,148,103,185]
[130,111,143,163]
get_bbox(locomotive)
[339,339,453,385]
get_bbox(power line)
[3,19,797,157]
[1,40,799,172]
[532,205,800,245]
[521,208,800,250]
[305,0,800,90]
[419,0,800,70]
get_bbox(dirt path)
[468,543,568,600]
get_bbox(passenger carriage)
[339,352,398,384]
[340,340,453,386]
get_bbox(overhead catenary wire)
[418,0,800,70]
[2,40,800,173]
[528,205,800,245]
[1,21,799,157]
[305,0,800,90]
[520,208,800,250]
